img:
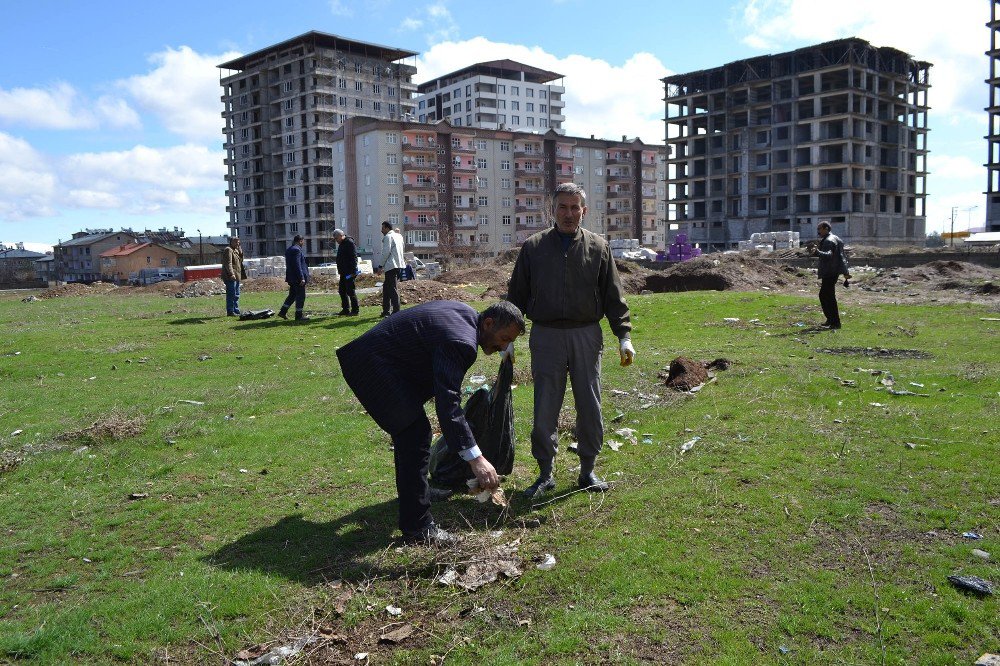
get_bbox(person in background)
[278,234,309,321]
[332,228,359,316]
[814,220,851,329]
[375,221,405,318]
[336,300,525,545]
[507,182,636,498]
[221,236,246,317]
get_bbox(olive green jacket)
[222,246,246,282]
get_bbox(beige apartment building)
[330,117,663,260]
[664,38,930,249]
[219,32,418,262]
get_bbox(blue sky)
[0,0,990,251]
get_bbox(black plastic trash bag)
[428,355,515,489]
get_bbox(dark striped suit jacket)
[336,300,479,452]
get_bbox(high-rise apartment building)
[330,117,663,260]
[664,38,930,249]
[414,60,567,135]
[987,1,1000,231]
[219,32,418,261]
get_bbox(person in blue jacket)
[336,300,524,545]
[278,234,309,321]
[332,229,359,316]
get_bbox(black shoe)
[380,312,391,318]
[429,487,455,503]
[578,471,609,492]
[820,322,841,330]
[336,309,351,316]
[402,524,456,546]
[523,475,556,498]
[294,312,310,321]
[278,309,288,320]
[349,310,359,316]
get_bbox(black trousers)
[819,277,840,326]
[282,283,306,311]
[382,268,401,315]
[338,275,358,312]
[391,414,433,536]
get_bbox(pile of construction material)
[738,231,800,253]
[610,239,658,261]
[666,234,702,262]
[243,256,285,278]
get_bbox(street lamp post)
[197,229,203,264]
[949,207,958,248]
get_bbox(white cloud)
[0,82,139,131]
[734,0,985,119]
[120,46,241,142]
[400,2,458,44]
[416,38,671,144]
[0,132,57,220]
[329,0,354,16]
[0,135,225,222]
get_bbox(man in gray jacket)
[376,221,405,318]
[508,182,635,497]
[814,220,851,329]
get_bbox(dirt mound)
[36,282,119,299]
[643,255,794,293]
[130,280,184,295]
[436,266,512,286]
[661,356,709,391]
[864,261,1000,292]
[360,280,478,307]
[615,260,656,295]
[174,279,225,298]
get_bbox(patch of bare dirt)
[55,409,147,445]
[643,255,798,293]
[816,347,932,360]
[436,266,510,286]
[36,282,120,299]
[360,280,478,307]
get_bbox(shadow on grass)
[167,316,217,325]
[203,502,420,585]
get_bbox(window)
[244,194,252,204]
[241,128,249,139]
[388,213,399,226]
[387,173,398,185]
[373,101,382,112]
[512,115,520,125]
[285,135,295,145]
[595,167,604,176]
[500,160,511,170]
[574,165,584,175]
[527,117,534,126]
[241,145,250,155]
[287,187,297,200]
[539,119,547,128]
[476,139,487,149]
[362,135,370,147]
[373,83,381,94]
[540,104,547,113]
[243,177,251,188]
[355,81,363,92]
[366,195,372,206]
[453,88,461,99]
[501,178,511,188]
[386,132,397,144]
[283,81,293,93]
[594,149,603,158]
[511,101,520,111]
[512,86,519,96]
[338,78,347,89]
[478,196,488,206]
[466,84,472,96]
[239,94,248,106]
[288,204,298,217]
[498,84,506,94]
[477,158,487,169]
[453,104,461,114]
[388,87,396,97]
[479,233,489,243]
[479,214,489,225]
[500,141,511,151]
[285,153,295,164]
[388,193,398,204]
[284,117,294,128]
[526,103,534,112]
[502,215,512,225]
[453,195,463,206]
[477,176,489,188]
[355,62,363,74]
[539,90,547,99]
[244,210,253,221]
[387,153,397,164]
[501,196,512,207]
[338,96,347,106]
[502,233,512,243]
[355,98,363,109]
[526,88,534,98]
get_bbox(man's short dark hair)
[381,221,392,230]
[817,221,831,232]
[293,234,304,242]
[552,182,588,208]
[478,300,525,334]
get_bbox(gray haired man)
[507,183,635,497]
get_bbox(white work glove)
[501,341,515,363]
[619,338,635,367]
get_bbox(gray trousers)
[529,323,604,461]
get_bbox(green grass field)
[0,288,997,665]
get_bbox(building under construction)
[987,1,1000,231]
[663,38,930,250]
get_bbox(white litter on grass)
[386,605,402,616]
[437,569,459,586]
[536,554,556,570]
[605,440,623,451]
[10,429,23,437]
[869,402,887,408]
[723,317,741,323]
[614,428,638,445]
[469,375,487,385]
[680,437,701,453]
[177,400,205,406]
[354,653,369,661]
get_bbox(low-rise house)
[0,244,47,286]
[99,242,184,284]
[55,230,138,282]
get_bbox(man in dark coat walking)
[814,220,851,329]
[332,229,359,316]
[279,234,309,321]
[336,300,524,544]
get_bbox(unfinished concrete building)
[987,1,1000,231]
[663,38,930,250]
[219,32,418,262]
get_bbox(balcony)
[403,200,438,213]
[452,161,476,172]
[513,149,542,158]
[451,143,476,155]
[515,205,544,214]
[515,167,544,178]
[607,171,632,182]
[403,181,437,192]
[515,186,545,196]
[402,140,436,154]
[605,156,632,166]
[402,159,437,173]
[453,201,477,212]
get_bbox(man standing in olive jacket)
[507,182,636,497]
[332,229,359,316]
[221,236,246,316]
